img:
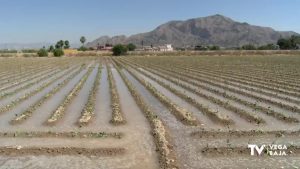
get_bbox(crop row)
[78,64,102,126]
[0,68,56,91]
[169,65,300,99]
[0,65,84,115]
[193,64,300,89]
[0,58,78,82]
[0,63,63,86]
[0,131,123,139]
[154,65,299,123]
[112,60,179,169]
[164,64,300,104]
[120,59,265,125]
[0,57,82,73]
[170,67,300,113]
[0,68,67,101]
[118,60,232,125]
[0,64,52,81]
[46,66,94,125]
[121,58,298,123]
[131,60,300,114]
[0,67,59,94]
[130,57,300,98]
[115,59,198,126]
[161,60,300,89]
[190,129,300,138]
[0,147,126,157]
[107,63,126,125]
[10,65,85,124]
[195,63,300,85]
[140,56,300,85]
[132,59,300,100]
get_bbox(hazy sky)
[0,0,299,43]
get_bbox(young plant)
[112,60,178,169]
[78,64,101,126]
[11,66,84,124]
[107,63,126,125]
[46,66,94,125]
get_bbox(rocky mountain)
[87,14,298,48]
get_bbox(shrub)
[0,53,13,57]
[277,38,292,50]
[0,49,17,53]
[209,45,220,50]
[112,44,128,56]
[53,48,64,57]
[37,48,48,57]
[78,46,88,51]
[194,45,208,51]
[23,54,36,57]
[48,45,54,52]
[127,43,136,51]
[241,44,256,50]
[277,35,300,50]
[258,44,279,50]
[22,49,37,53]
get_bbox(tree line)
[37,40,67,57]
[36,35,300,57]
[237,35,300,50]
[37,36,87,57]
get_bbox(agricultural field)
[0,55,299,169]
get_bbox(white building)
[158,44,173,52]
[139,44,174,51]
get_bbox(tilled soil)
[0,56,300,169]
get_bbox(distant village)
[1,35,299,57]
[94,43,174,52]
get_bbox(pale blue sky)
[0,0,299,43]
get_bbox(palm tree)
[64,40,70,49]
[80,36,86,46]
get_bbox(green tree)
[37,47,48,57]
[112,44,128,56]
[55,43,60,49]
[241,44,256,50]
[80,36,86,46]
[258,44,278,50]
[64,40,70,49]
[55,40,64,49]
[53,48,64,57]
[194,45,208,51]
[209,45,220,50]
[290,35,300,49]
[127,43,136,51]
[78,46,88,51]
[277,35,300,50]
[48,45,54,52]
[277,38,292,50]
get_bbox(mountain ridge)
[87,14,298,48]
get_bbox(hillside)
[87,14,298,48]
